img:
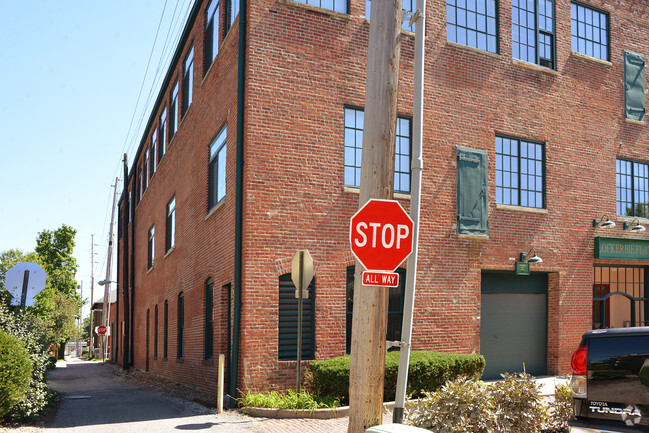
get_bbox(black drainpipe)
[230,0,246,406]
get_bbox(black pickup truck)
[569,327,649,432]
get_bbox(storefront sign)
[595,237,649,260]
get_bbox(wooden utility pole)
[348,1,402,432]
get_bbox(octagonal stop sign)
[350,199,414,272]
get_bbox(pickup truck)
[569,327,649,432]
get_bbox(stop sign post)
[350,199,414,286]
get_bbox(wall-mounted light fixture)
[520,248,543,263]
[593,215,616,228]
[623,218,646,231]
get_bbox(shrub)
[0,330,33,419]
[406,373,551,433]
[490,373,548,432]
[239,389,340,410]
[547,383,573,432]
[0,304,52,421]
[306,351,485,405]
[406,376,496,433]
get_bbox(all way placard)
[362,271,400,288]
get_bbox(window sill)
[205,199,225,220]
[343,185,411,200]
[176,357,184,364]
[362,19,416,38]
[458,233,489,240]
[278,0,351,21]
[147,265,154,274]
[202,359,214,367]
[445,41,501,61]
[496,203,548,214]
[512,59,557,76]
[164,247,175,259]
[625,118,646,126]
[570,51,612,67]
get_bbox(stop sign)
[350,199,414,272]
[96,325,107,336]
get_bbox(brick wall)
[116,0,649,395]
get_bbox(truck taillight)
[571,345,588,398]
[571,345,588,375]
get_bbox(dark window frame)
[446,0,499,54]
[154,304,158,359]
[205,279,214,360]
[495,135,546,209]
[163,300,168,359]
[293,0,347,13]
[278,274,315,361]
[166,196,176,252]
[617,158,649,218]
[571,1,609,61]
[512,0,556,69]
[150,129,157,179]
[147,225,155,270]
[169,80,179,140]
[158,107,167,162]
[343,106,412,194]
[208,126,227,211]
[204,0,220,73]
[177,292,184,359]
[182,45,194,117]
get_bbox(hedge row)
[306,351,485,405]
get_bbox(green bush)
[239,389,340,410]
[0,304,52,421]
[547,383,573,432]
[406,373,552,433]
[306,351,485,405]
[0,330,33,420]
[406,376,496,433]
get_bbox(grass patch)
[239,390,340,410]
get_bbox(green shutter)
[278,274,315,361]
[625,50,646,122]
[457,147,488,236]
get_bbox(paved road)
[42,358,384,432]
[44,358,262,432]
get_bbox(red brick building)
[115,0,649,398]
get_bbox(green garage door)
[480,272,547,380]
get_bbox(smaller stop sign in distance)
[350,199,414,272]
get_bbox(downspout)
[129,167,135,366]
[230,0,247,406]
[121,154,129,368]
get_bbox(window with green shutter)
[625,50,646,122]
[457,147,488,236]
[278,274,315,361]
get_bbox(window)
[447,0,498,53]
[205,279,214,360]
[571,2,609,61]
[617,159,649,218]
[278,274,315,361]
[294,0,346,13]
[170,80,179,140]
[344,107,412,194]
[128,190,132,222]
[182,46,194,117]
[143,150,149,191]
[346,266,405,354]
[177,292,184,359]
[228,0,240,30]
[154,305,158,359]
[205,0,220,71]
[147,225,155,270]
[158,108,167,162]
[512,0,555,69]
[150,130,157,178]
[366,1,416,32]
[163,300,168,358]
[166,196,176,251]
[137,166,143,203]
[495,135,545,208]
[208,126,227,210]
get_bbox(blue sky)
[0,1,195,317]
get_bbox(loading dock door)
[480,272,548,380]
